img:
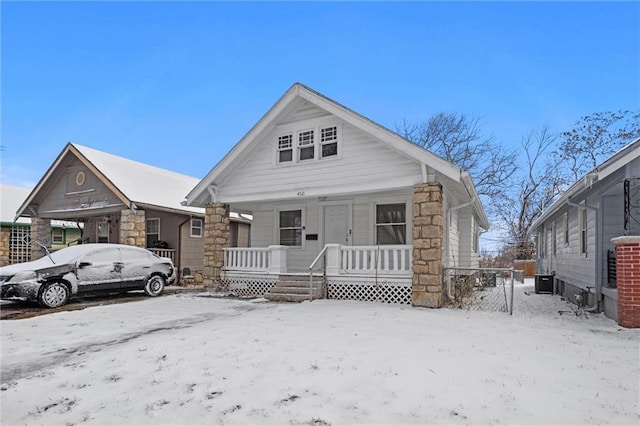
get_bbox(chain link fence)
[443,267,519,314]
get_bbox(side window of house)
[563,212,569,245]
[375,203,406,245]
[552,221,557,256]
[97,222,110,243]
[539,228,546,258]
[580,207,587,254]
[279,210,303,247]
[146,218,160,248]
[190,219,203,237]
[51,228,64,244]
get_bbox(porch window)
[320,126,338,158]
[277,134,293,163]
[97,222,110,243]
[190,218,203,237]
[298,130,315,161]
[279,210,303,247]
[376,203,406,245]
[52,228,64,244]
[146,218,160,247]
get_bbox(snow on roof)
[1,184,31,224]
[72,143,204,216]
[1,184,79,227]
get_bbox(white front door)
[323,204,350,245]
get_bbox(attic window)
[320,126,338,158]
[278,134,293,163]
[298,130,315,161]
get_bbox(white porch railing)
[149,248,176,263]
[224,245,288,274]
[338,245,412,275]
[223,244,411,277]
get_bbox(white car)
[0,243,176,308]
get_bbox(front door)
[323,204,350,245]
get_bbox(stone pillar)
[412,183,444,308]
[119,210,146,248]
[0,227,11,266]
[30,217,51,260]
[203,203,230,289]
[611,236,640,328]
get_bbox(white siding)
[216,118,424,203]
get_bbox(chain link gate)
[443,267,516,314]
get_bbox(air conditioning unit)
[535,274,554,294]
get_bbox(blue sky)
[2,1,639,190]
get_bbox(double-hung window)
[298,130,315,161]
[563,212,569,245]
[279,210,303,247]
[52,229,64,244]
[320,126,338,158]
[146,218,160,248]
[190,219,203,237]
[579,207,587,255]
[278,134,293,163]
[375,203,406,245]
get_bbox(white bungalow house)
[185,83,488,307]
[530,138,640,323]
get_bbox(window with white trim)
[298,130,315,161]
[52,228,64,244]
[320,126,338,158]
[146,218,160,248]
[277,134,293,163]
[276,123,340,164]
[579,207,587,255]
[279,210,303,247]
[375,203,406,245]
[552,221,557,256]
[190,218,203,237]
[563,212,569,245]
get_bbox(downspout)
[566,198,601,312]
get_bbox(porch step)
[264,275,324,302]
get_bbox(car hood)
[0,256,58,276]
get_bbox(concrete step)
[276,280,322,288]
[264,293,320,303]
[269,286,322,296]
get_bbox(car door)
[75,247,123,293]
[118,247,152,290]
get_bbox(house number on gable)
[297,191,305,197]
[75,171,86,186]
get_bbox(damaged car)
[0,243,176,308]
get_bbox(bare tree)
[496,125,564,257]
[556,110,640,180]
[399,112,517,201]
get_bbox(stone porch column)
[0,227,10,266]
[203,203,230,289]
[30,217,51,260]
[412,183,444,308]
[611,236,640,328]
[120,210,146,248]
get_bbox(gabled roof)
[186,83,488,228]
[530,137,640,230]
[16,143,204,219]
[2,184,32,224]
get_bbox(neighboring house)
[1,184,82,266]
[531,138,640,322]
[14,143,250,284]
[185,83,488,307]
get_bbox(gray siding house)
[531,138,640,321]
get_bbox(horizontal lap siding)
[217,120,423,201]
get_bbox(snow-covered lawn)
[1,280,638,425]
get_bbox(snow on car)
[0,243,176,308]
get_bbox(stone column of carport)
[119,210,146,248]
[412,183,444,308]
[611,236,640,328]
[30,217,52,260]
[203,202,230,290]
[0,227,11,266]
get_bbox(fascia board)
[186,85,302,205]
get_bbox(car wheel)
[144,275,165,297]
[38,281,70,308]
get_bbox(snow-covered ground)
[1,279,638,425]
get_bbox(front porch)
[220,244,413,304]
